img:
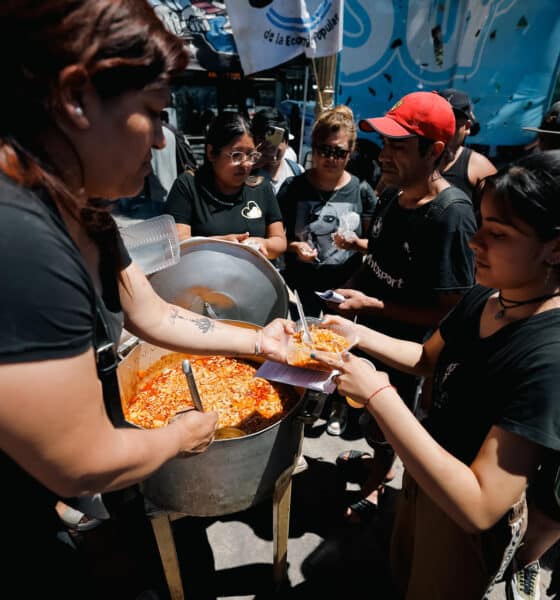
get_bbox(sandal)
[57,504,103,532]
[336,450,373,483]
[345,497,379,525]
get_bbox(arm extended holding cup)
[312,322,538,533]
[319,313,441,378]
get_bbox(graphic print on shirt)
[433,361,460,410]
[294,201,357,265]
[241,200,263,219]
[362,199,418,295]
[403,241,412,260]
[371,215,383,238]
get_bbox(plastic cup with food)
[345,358,376,408]
[286,317,358,372]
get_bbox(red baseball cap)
[359,91,456,144]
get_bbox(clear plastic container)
[345,358,376,408]
[287,317,358,372]
[120,214,180,275]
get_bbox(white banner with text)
[227,0,343,74]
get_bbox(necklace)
[200,182,241,207]
[495,291,560,319]
[317,187,338,204]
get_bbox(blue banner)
[338,0,560,150]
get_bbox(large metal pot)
[117,327,318,517]
[149,238,289,327]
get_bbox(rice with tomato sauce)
[125,353,298,434]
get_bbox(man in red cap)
[330,91,477,524]
[437,88,496,203]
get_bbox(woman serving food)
[0,2,292,596]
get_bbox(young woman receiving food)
[311,151,560,599]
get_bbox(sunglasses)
[313,144,351,160]
[225,151,262,166]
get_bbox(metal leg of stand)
[272,464,294,585]
[150,512,184,600]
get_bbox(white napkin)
[255,361,337,394]
[315,289,346,304]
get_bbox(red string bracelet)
[367,384,396,404]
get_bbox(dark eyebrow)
[484,216,509,225]
[483,215,534,236]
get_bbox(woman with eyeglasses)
[277,105,377,317]
[165,111,287,259]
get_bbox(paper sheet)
[255,361,337,394]
[315,289,345,304]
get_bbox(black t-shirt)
[279,172,376,265]
[425,285,560,465]
[164,167,283,237]
[353,186,476,341]
[0,174,129,561]
[278,172,377,311]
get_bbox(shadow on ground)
[169,451,400,600]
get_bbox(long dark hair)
[481,150,560,242]
[0,0,188,237]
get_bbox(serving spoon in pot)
[182,360,204,412]
[181,359,245,439]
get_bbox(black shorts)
[529,455,560,522]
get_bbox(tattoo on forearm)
[169,308,215,333]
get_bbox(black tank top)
[443,147,474,199]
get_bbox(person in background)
[251,107,304,194]
[0,2,292,596]
[278,104,377,435]
[330,92,476,521]
[279,105,376,316]
[315,150,560,600]
[115,111,187,219]
[345,137,383,193]
[289,102,303,158]
[523,101,560,151]
[164,111,287,259]
[438,88,497,203]
[145,122,177,210]
[161,109,199,173]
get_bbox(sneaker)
[327,402,348,436]
[507,560,541,600]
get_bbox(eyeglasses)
[313,144,351,160]
[225,151,262,165]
